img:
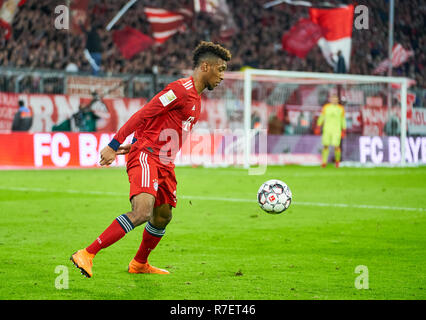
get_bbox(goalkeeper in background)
[315,94,347,168]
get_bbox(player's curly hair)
[192,41,232,68]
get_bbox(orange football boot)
[128,259,169,274]
[70,249,94,278]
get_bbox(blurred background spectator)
[0,0,424,87]
[11,99,33,131]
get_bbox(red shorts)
[127,150,177,208]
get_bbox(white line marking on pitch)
[0,186,424,212]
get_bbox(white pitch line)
[0,186,424,212]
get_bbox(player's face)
[205,59,227,91]
[330,95,339,104]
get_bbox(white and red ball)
[257,179,292,214]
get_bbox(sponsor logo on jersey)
[159,89,177,107]
[182,116,195,131]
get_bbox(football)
[257,179,292,214]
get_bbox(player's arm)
[317,104,328,127]
[314,104,327,135]
[340,105,347,138]
[111,136,139,156]
[340,106,347,130]
[100,84,187,166]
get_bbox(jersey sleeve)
[108,82,187,150]
[340,105,347,130]
[317,104,328,126]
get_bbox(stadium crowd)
[0,0,424,87]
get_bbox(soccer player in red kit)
[70,41,231,277]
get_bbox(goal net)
[194,69,415,170]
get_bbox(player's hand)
[314,126,321,135]
[116,144,132,155]
[341,129,346,139]
[99,146,116,166]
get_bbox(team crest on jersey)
[153,179,158,191]
[159,89,177,107]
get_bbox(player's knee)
[129,193,155,227]
[152,204,173,229]
[131,209,152,227]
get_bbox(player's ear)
[201,61,209,72]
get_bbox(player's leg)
[331,133,342,168]
[321,146,329,168]
[84,150,158,254]
[128,204,172,274]
[128,166,177,274]
[136,203,172,264]
[126,192,156,227]
[321,131,331,168]
[135,203,172,263]
[334,147,342,168]
[70,151,157,278]
[84,193,154,255]
[70,193,155,278]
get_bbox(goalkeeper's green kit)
[317,103,347,147]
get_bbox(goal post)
[242,68,410,168]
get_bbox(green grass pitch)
[0,165,425,300]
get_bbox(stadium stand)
[0,0,424,88]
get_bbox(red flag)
[194,0,219,14]
[216,0,238,40]
[194,0,237,40]
[373,59,392,75]
[144,7,186,44]
[281,18,323,58]
[70,0,90,35]
[391,43,414,68]
[0,0,26,40]
[113,26,154,59]
[309,4,354,70]
[373,43,415,75]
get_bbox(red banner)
[0,92,20,132]
[66,76,125,98]
[0,132,323,169]
[0,91,274,134]
[0,132,129,168]
[0,92,147,133]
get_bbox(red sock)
[86,214,134,255]
[134,222,165,264]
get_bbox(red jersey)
[108,76,201,167]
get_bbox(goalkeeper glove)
[314,126,321,135]
[341,129,346,139]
